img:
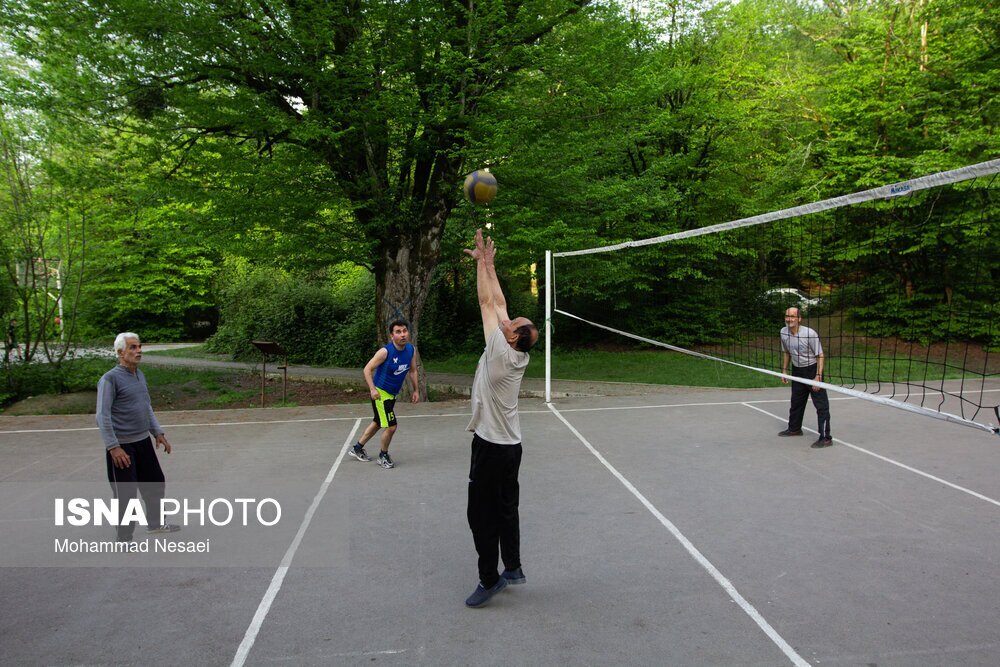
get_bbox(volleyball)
[463,169,497,205]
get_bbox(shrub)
[205,263,376,366]
[1,357,110,409]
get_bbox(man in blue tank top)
[349,319,420,468]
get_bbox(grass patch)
[144,343,980,390]
[143,345,230,361]
[140,365,229,387]
[423,346,978,388]
[422,349,776,388]
[199,388,258,407]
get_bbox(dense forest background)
[1,0,996,372]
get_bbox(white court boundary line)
[0,415,367,435]
[230,419,361,667]
[1,388,995,435]
[553,387,1000,414]
[546,402,810,667]
[0,411,478,435]
[4,388,996,434]
[742,404,1000,508]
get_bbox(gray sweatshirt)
[96,364,163,449]
[467,326,529,445]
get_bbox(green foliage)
[1,0,996,362]
[1,357,109,408]
[418,245,544,359]
[205,262,376,367]
[0,0,597,350]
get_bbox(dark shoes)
[147,524,181,534]
[465,577,508,608]
[501,567,526,585]
[780,429,832,447]
[348,445,371,462]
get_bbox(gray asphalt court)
[1,379,999,666]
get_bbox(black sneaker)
[778,429,803,437]
[501,567,526,585]
[465,577,508,608]
[811,437,834,448]
[348,445,371,462]
[378,451,395,469]
[147,524,181,534]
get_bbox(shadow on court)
[1,382,999,666]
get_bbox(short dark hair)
[514,323,538,352]
[388,319,410,333]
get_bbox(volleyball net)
[545,160,1000,435]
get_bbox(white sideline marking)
[0,452,57,480]
[547,403,810,667]
[269,648,415,661]
[230,419,361,667]
[0,411,478,435]
[1,388,995,435]
[742,403,1000,508]
[0,416,367,434]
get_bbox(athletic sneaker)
[501,567,526,585]
[348,444,371,462]
[147,524,181,534]
[378,451,395,469]
[465,577,508,608]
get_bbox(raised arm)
[464,228,510,341]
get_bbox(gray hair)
[113,332,140,354]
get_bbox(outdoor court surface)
[1,381,999,666]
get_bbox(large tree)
[0,0,590,345]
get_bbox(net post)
[545,250,552,403]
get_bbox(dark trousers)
[788,364,831,438]
[467,434,522,588]
[105,437,166,539]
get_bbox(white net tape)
[556,159,1000,258]
[549,159,1000,435]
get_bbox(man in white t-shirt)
[779,306,832,447]
[462,228,539,608]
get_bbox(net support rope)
[548,159,1000,435]
[553,308,999,435]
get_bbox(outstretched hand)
[463,228,495,263]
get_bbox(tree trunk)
[374,220,447,400]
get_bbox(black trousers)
[105,437,166,539]
[467,434,522,588]
[788,364,831,438]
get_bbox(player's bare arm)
[363,347,389,400]
[465,228,502,339]
[409,358,420,403]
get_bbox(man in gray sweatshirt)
[462,229,539,608]
[96,332,179,541]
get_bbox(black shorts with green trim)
[371,387,398,427]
